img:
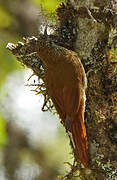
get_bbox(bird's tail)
[71,100,89,167]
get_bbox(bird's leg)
[64,115,72,132]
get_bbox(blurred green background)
[0,0,73,180]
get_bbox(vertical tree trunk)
[58,0,117,179]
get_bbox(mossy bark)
[61,0,117,179]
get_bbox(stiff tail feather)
[71,112,89,167]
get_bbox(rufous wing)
[48,84,89,167]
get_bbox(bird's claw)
[64,115,72,132]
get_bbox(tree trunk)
[57,1,117,179]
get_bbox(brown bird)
[35,36,89,167]
[7,36,89,167]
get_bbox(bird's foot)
[64,115,72,132]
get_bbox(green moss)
[31,0,65,13]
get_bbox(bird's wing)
[62,84,81,116]
[49,83,89,167]
[49,83,81,121]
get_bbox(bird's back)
[45,49,86,90]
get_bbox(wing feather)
[49,83,81,123]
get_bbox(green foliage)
[31,0,65,13]
[0,42,21,87]
[0,113,8,147]
[0,7,13,28]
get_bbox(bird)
[36,35,89,167]
[7,35,89,167]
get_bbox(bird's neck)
[37,40,59,67]
[37,39,68,69]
